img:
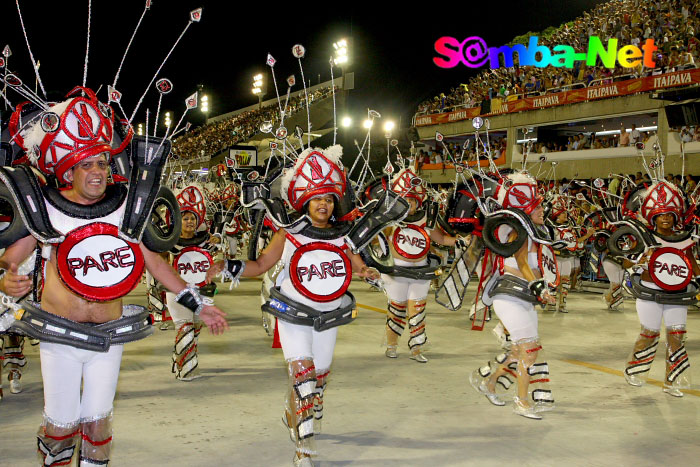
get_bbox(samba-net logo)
[434,36,658,69]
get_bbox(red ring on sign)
[173,246,214,287]
[56,223,144,302]
[392,225,430,259]
[649,247,692,291]
[289,242,351,302]
[538,244,560,288]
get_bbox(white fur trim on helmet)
[280,145,345,212]
[13,87,131,184]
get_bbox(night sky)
[0,0,609,129]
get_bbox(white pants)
[602,259,624,284]
[558,256,575,277]
[226,236,238,257]
[382,274,430,302]
[492,295,538,341]
[40,342,123,425]
[277,320,337,370]
[636,300,687,331]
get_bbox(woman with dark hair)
[208,147,387,467]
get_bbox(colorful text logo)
[434,36,658,69]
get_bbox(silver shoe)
[513,398,542,420]
[409,352,428,363]
[282,414,296,442]
[469,373,505,406]
[385,346,398,358]
[624,371,643,387]
[293,454,314,467]
[8,370,21,394]
[663,385,684,397]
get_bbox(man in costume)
[0,88,228,466]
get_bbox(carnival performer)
[621,180,699,397]
[167,185,221,381]
[0,88,228,466]
[597,209,626,310]
[382,168,463,363]
[470,171,557,420]
[546,195,594,313]
[208,146,396,467]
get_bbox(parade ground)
[2,278,699,466]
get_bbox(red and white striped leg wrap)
[2,335,27,368]
[172,321,199,381]
[407,303,427,350]
[288,359,317,455]
[386,301,407,338]
[80,414,113,466]
[313,369,330,433]
[666,326,690,388]
[609,284,623,309]
[37,422,80,467]
[625,327,660,383]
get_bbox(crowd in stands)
[530,123,700,154]
[417,0,700,116]
[172,86,335,159]
[417,137,507,171]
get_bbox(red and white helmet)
[15,86,131,183]
[495,172,542,214]
[282,146,346,212]
[390,168,426,204]
[177,185,207,228]
[548,194,569,221]
[639,181,685,225]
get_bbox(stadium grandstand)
[170,82,340,164]
[413,0,700,184]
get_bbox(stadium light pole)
[252,73,265,110]
[201,94,209,114]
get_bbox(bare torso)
[41,246,122,323]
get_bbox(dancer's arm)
[141,244,228,335]
[0,235,38,297]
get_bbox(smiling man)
[0,88,228,466]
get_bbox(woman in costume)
[167,185,220,381]
[619,180,699,397]
[382,168,463,362]
[470,172,557,420]
[208,147,392,466]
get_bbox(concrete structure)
[1,278,699,465]
[416,92,700,183]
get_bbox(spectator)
[619,124,630,146]
[630,124,641,145]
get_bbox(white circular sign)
[292,247,349,300]
[538,244,559,287]
[175,248,212,286]
[393,226,430,259]
[650,248,691,290]
[67,235,135,287]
